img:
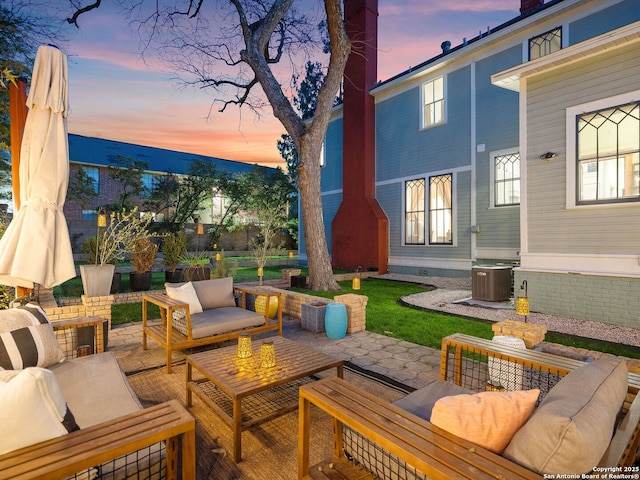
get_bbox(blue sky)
[59,1,521,167]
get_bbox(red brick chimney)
[331,0,388,273]
[521,0,544,14]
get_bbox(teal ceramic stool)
[325,303,347,339]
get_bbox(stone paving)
[108,314,443,390]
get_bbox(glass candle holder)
[515,296,530,316]
[237,333,252,359]
[260,341,276,368]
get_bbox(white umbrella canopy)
[0,45,76,289]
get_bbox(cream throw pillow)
[165,281,203,315]
[430,389,539,453]
[0,367,79,455]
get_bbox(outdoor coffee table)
[185,336,343,462]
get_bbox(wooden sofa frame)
[0,317,196,480]
[298,333,640,479]
[142,286,283,373]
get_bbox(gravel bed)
[380,273,640,348]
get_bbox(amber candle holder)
[260,341,276,368]
[237,333,252,359]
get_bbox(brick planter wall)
[334,294,368,333]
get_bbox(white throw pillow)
[165,281,203,315]
[0,367,79,455]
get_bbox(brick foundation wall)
[514,270,640,328]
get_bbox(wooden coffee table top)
[186,336,344,399]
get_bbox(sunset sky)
[61,1,521,168]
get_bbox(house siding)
[526,42,640,255]
[475,46,522,257]
[569,0,640,44]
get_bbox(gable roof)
[68,134,267,175]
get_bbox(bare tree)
[66,0,350,291]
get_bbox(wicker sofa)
[0,304,195,479]
[298,333,640,479]
[142,277,283,373]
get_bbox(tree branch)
[66,0,102,27]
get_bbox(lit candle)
[260,341,276,368]
[237,333,252,358]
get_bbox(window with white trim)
[494,152,521,206]
[529,27,562,60]
[576,101,640,204]
[405,179,425,245]
[422,76,444,128]
[429,174,452,244]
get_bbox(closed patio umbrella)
[0,45,76,289]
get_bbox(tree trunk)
[298,145,340,291]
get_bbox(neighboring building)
[311,0,640,327]
[65,134,262,223]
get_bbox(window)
[529,27,562,60]
[85,167,99,194]
[576,101,640,204]
[141,173,155,199]
[429,174,452,244]
[422,77,444,128]
[494,152,521,206]
[405,179,425,245]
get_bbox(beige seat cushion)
[49,352,142,428]
[188,307,265,339]
[191,277,236,310]
[503,357,628,474]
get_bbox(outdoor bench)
[142,277,283,373]
[0,306,196,479]
[298,333,640,479]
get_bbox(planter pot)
[110,272,122,294]
[301,301,328,333]
[129,271,152,292]
[80,264,115,298]
[164,269,184,283]
[183,266,211,282]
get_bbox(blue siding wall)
[475,45,522,252]
[321,115,344,192]
[570,0,640,44]
[376,66,472,183]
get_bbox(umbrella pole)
[9,79,33,298]
[9,78,28,211]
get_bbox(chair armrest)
[52,317,107,358]
[0,399,196,480]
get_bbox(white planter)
[80,264,115,297]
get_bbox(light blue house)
[311,0,640,326]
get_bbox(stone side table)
[301,301,328,333]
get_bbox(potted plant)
[81,234,121,294]
[79,208,154,297]
[161,232,187,283]
[129,237,158,291]
[182,251,211,282]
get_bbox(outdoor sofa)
[0,304,195,479]
[298,333,640,479]
[142,277,283,373]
